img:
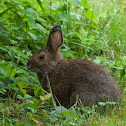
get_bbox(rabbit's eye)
[39,54,45,59]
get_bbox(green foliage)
[0,0,126,125]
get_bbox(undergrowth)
[0,0,126,125]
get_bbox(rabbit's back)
[41,59,122,107]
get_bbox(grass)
[0,0,126,125]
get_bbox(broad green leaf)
[28,32,38,40]
[40,95,45,101]
[36,18,47,23]
[8,84,19,91]
[62,110,70,116]
[0,8,11,16]
[26,99,34,104]
[10,69,16,78]
[58,13,70,22]
[93,59,101,64]
[37,0,45,14]
[98,102,106,106]
[27,106,35,113]
[88,24,101,30]
[26,8,36,15]
[21,89,27,95]
[40,93,51,101]
[24,94,32,99]
[45,93,51,100]
[17,95,24,100]
[85,9,98,24]
[80,0,91,9]
[0,89,6,95]
[34,87,41,96]
[36,23,47,33]
[111,66,124,70]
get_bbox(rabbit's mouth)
[27,65,31,69]
[27,64,41,73]
[27,62,53,73]
[28,67,41,73]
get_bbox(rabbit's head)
[27,25,63,73]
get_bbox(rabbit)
[27,25,122,108]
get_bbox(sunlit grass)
[0,0,126,125]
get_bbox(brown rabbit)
[27,25,122,107]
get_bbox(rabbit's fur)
[27,25,122,107]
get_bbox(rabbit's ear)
[47,25,63,52]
